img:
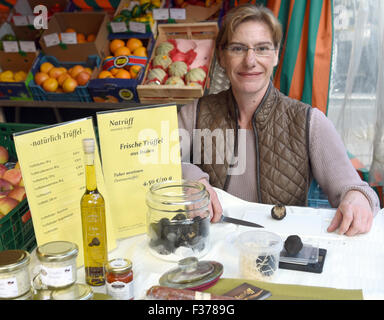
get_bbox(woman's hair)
[216,4,283,52]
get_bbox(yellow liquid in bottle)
[80,151,108,286]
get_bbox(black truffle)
[271,204,286,220]
[284,235,303,256]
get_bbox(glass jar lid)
[105,258,132,274]
[51,284,93,300]
[159,257,223,290]
[0,250,30,273]
[36,241,79,262]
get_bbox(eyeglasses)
[225,44,277,57]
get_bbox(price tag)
[43,33,60,47]
[153,8,169,20]
[13,15,29,26]
[170,8,186,20]
[110,22,128,33]
[60,32,77,44]
[129,21,146,34]
[3,41,19,52]
[19,41,37,52]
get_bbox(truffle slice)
[284,235,303,256]
[271,204,286,220]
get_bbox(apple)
[8,186,26,202]
[0,196,19,215]
[0,178,14,196]
[3,168,22,186]
[0,146,9,164]
[0,164,7,178]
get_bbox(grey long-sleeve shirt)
[178,99,381,215]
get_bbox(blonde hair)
[216,4,283,51]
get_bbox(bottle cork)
[82,138,95,154]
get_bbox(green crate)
[0,122,44,252]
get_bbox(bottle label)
[40,265,74,287]
[106,280,134,300]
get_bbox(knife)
[220,215,264,228]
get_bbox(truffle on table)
[284,235,303,256]
[271,204,286,220]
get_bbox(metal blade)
[220,215,264,228]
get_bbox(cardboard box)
[9,0,70,41]
[175,2,222,23]
[39,12,109,62]
[137,22,218,104]
[88,35,155,103]
[0,51,37,100]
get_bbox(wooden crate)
[137,22,219,105]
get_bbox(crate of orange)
[28,53,100,102]
[39,12,109,62]
[88,36,154,103]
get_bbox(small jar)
[0,250,31,299]
[105,258,134,300]
[36,241,78,289]
[146,180,211,262]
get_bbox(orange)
[129,65,142,79]
[110,68,119,76]
[87,34,96,42]
[62,77,78,93]
[42,78,58,92]
[114,46,131,57]
[49,67,65,79]
[114,69,131,79]
[109,39,125,55]
[132,46,147,57]
[40,62,54,74]
[98,70,114,79]
[77,33,86,43]
[65,28,76,33]
[34,72,50,86]
[84,67,93,75]
[126,38,143,52]
[57,73,71,86]
[69,65,85,78]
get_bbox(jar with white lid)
[36,241,78,289]
[0,250,31,299]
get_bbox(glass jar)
[146,180,211,262]
[0,250,31,299]
[36,241,78,289]
[105,258,134,300]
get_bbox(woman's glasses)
[225,44,277,57]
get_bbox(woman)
[178,4,380,236]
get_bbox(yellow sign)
[96,104,182,239]
[13,118,116,266]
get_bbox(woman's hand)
[327,190,373,236]
[198,178,223,223]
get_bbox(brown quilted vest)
[194,83,311,206]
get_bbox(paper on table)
[242,207,323,237]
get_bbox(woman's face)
[219,20,279,97]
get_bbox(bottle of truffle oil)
[80,138,108,286]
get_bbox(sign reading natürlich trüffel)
[96,104,182,239]
[13,117,117,267]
